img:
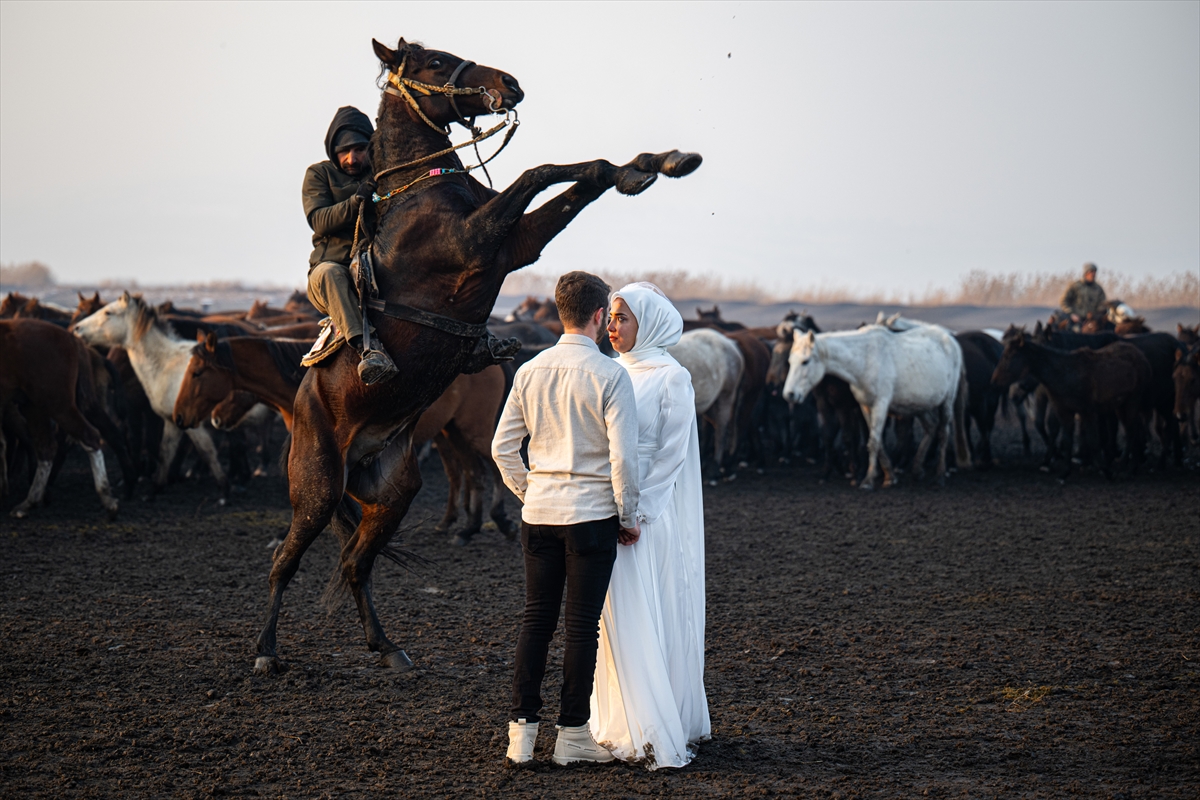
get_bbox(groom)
[492,271,641,765]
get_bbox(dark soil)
[2,426,1198,798]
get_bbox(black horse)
[253,38,702,675]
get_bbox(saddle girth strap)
[366,298,488,339]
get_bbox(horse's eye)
[429,59,443,70]
[801,359,810,366]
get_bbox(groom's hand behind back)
[618,524,641,546]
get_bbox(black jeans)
[511,516,618,727]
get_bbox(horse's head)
[211,390,261,432]
[782,329,824,405]
[696,306,723,323]
[0,292,29,318]
[1173,346,1200,426]
[373,38,524,127]
[174,331,235,429]
[992,329,1030,387]
[71,292,104,326]
[74,291,142,347]
[765,335,792,392]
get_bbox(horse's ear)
[1034,320,1043,334]
[204,331,218,352]
[197,330,207,344]
[120,290,131,302]
[78,292,86,302]
[804,330,815,344]
[373,38,400,67]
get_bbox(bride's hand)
[618,524,641,546]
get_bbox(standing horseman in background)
[1058,262,1108,331]
[303,106,398,385]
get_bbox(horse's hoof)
[451,534,472,547]
[381,650,414,670]
[859,483,874,491]
[433,524,450,535]
[103,501,119,522]
[10,506,30,519]
[253,656,285,676]
[217,497,227,507]
[937,475,947,488]
[1038,466,1051,473]
[615,167,656,196]
[660,150,703,178]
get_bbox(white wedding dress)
[590,284,710,769]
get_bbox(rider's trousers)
[307,261,363,343]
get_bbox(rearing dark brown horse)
[253,37,702,675]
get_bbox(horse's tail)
[320,494,428,614]
[953,365,973,469]
[278,432,292,479]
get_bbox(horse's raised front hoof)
[660,150,703,178]
[381,650,414,670]
[253,656,286,676]
[615,167,656,196]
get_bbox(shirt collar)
[558,333,600,351]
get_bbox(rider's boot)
[461,332,522,375]
[351,336,399,385]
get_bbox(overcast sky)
[1,1,1197,296]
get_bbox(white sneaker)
[506,718,538,764]
[552,724,614,765]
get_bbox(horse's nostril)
[502,74,523,97]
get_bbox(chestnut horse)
[253,37,701,675]
[0,319,121,518]
[174,333,513,543]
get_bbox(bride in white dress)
[589,282,710,769]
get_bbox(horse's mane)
[193,339,239,374]
[127,294,178,342]
[265,339,311,387]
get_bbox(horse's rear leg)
[343,445,423,668]
[910,411,940,481]
[486,459,516,540]
[10,407,56,519]
[253,406,343,675]
[860,402,893,490]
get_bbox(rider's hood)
[324,106,375,169]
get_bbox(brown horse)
[174,334,311,431]
[1174,346,1200,445]
[683,305,745,332]
[174,334,512,541]
[992,331,1150,480]
[0,319,122,517]
[252,37,701,675]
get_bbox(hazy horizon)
[2,2,1197,297]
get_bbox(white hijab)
[611,282,683,370]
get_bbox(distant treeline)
[501,267,1200,309]
[5,260,1197,310]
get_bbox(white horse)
[667,328,744,480]
[74,293,229,502]
[782,324,970,489]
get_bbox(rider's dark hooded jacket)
[302,106,374,268]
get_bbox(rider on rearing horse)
[304,106,398,384]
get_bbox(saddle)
[300,317,345,367]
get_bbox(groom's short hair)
[555,271,611,328]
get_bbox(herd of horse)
[2,36,1198,676]
[4,288,1198,520]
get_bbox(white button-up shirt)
[492,334,640,528]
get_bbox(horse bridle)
[372,50,520,198]
[383,51,501,136]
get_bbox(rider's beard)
[343,162,369,178]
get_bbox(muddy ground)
[1,425,1197,799]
